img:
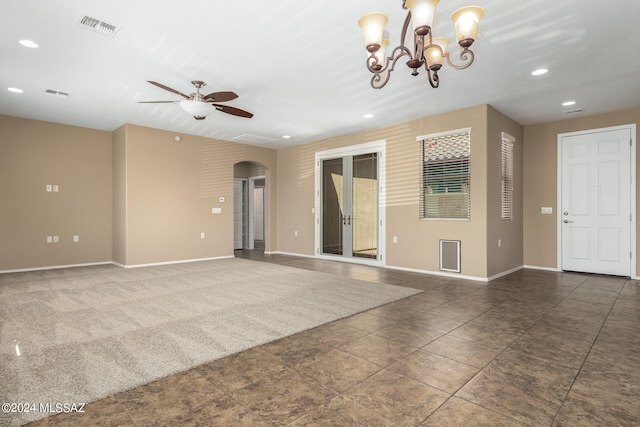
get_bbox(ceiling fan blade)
[212,104,253,119]
[138,101,179,103]
[203,91,238,102]
[147,81,190,99]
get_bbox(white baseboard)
[116,255,234,269]
[384,264,490,282]
[0,261,113,274]
[267,251,316,258]
[523,265,562,272]
[487,265,525,281]
[268,251,530,282]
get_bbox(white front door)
[560,126,633,276]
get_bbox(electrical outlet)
[393,236,398,243]
[53,236,59,243]
[200,232,205,239]
[73,235,79,242]
[47,236,52,243]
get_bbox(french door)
[316,141,385,264]
[559,125,635,276]
[321,153,378,258]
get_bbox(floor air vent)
[440,240,461,273]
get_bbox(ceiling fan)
[139,80,253,120]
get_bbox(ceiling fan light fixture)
[179,100,214,118]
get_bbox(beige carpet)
[0,258,420,426]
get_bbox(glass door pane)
[322,158,344,255]
[352,153,378,258]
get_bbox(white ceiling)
[2,0,640,149]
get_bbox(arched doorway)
[233,161,268,251]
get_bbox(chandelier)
[358,0,484,89]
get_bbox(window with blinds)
[501,133,515,221]
[419,129,471,220]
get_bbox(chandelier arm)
[399,9,413,52]
[370,45,412,89]
[444,48,475,70]
[424,67,440,89]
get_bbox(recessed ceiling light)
[531,68,548,76]
[364,114,374,119]
[282,135,291,139]
[562,100,576,106]
[19,39,39,48]
[8,87,24,93]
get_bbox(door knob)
[563,219,573,223]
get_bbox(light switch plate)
[541,207,553,214]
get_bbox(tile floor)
[27,252,639,426]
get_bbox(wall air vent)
[45,89,70,99]
[440,240,461,273]
[565,108,584,116]
[76,15,120,38]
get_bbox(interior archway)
[233,161,268,252]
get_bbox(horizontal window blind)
[420,130,471,219]
[501,133,514,221]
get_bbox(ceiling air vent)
[231,134,277,145]
[45,89,70,99]
[565,108,584,116]
[76,15,120,38]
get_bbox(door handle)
[563,219,573,223]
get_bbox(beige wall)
[0,115,113,270]
[276,105,524,278]
[118,124,277,266]
[112,125,127,265]
[523,107,640,272]
[486,106,524,277]
[9,106,635,277]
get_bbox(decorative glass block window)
[419,129,471,220]
[501,132,515,221]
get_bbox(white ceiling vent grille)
[45,89,70,99]
[565,108,584,116]
[231,134,277,145]
[76,15,119,38]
